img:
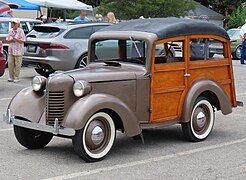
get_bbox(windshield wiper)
[103,61,121,67]
[130,36,141,57]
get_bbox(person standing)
[240,21,246,64]
[6,19,25,83]
[107,12,116,23]
[74,10,90,22]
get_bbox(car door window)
[92,25,109,33]
[20,22,29,34]
[65,27,93,39]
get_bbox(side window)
[92,25,108,33]
[20,22,29,34]
[155,40,184,64]
[65,27,93,39]
[0,22,9,34]
[208,38,225,59]
[190,38,225,61]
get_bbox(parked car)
[0,40,5,76]
[23,22,112,77]
[0,17,42,64]
[4,18,241,162]
[227,28,242,59]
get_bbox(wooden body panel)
[150,34,237,123]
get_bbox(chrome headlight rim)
[32,76,46,92]
[73,81,85,97]
[73,80,91,97]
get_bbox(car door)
[150,37,188,123]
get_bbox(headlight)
[32,76,46,92]
[73,80,91,97]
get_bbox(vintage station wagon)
[4,18,239,162]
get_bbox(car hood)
[64,64,143,83]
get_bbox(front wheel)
[72,112,116,162]
[182,97,215,142]
[232,46,241,60]
[14,125,53,149]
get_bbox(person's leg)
[13,55,23,82]
[8,54,14,81]
[240,41,246,64]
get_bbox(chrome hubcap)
[91,126,105,145]
[196,111,206,128]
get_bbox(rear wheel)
[35,67,55,78]
[14,125,53,149]
[75,53,88,69]
[182,97,215,142]
[232,46,241,60]
[72,112,116,162]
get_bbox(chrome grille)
[46,91,64,125]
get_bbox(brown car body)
[4,18,239,162]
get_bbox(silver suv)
[23,22,112,77]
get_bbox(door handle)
[184,73,191,77]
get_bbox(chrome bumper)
[3,109,75,136]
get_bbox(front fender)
[63,93,142,137]
[8,87,45,123]
[181,80,232,123]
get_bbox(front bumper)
[3,109,75,136]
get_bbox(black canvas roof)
[99,17,229,40]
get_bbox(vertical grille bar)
[46,91,64,125]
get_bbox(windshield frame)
[91,38,149,66]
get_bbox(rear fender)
[181,80,232,123]
[63,93,142,137]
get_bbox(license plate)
[27,45,37,53]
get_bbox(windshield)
[227,29,240,39]
[92,39,147,65]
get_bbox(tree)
[98,0,196,20]
[195,0,243,17]
[79,0,100,7]
[228,5,246,28]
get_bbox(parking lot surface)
[0,61,246,180]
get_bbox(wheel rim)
[85,119,109,152]
[79,55,87,68]
[83,112,115,159]
[191,100,214,140]
[236,47,241,59]
[3,50,8,65]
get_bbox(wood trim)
[153,86,185,94]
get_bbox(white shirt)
[240,23,246,40]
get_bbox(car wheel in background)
[3,49,8,65]
[35,67,55,78]
[75,53,88,69]
[232,46,241,60]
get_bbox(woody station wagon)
[4,18,240,162]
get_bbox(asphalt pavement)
[0,61,246,180]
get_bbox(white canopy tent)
[26,0,93,11]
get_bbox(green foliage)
[98,0,196,20]
[228,5,246,28]
[195,0,243,16]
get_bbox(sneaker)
[13,79,20,83]
[8,79,14,82]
